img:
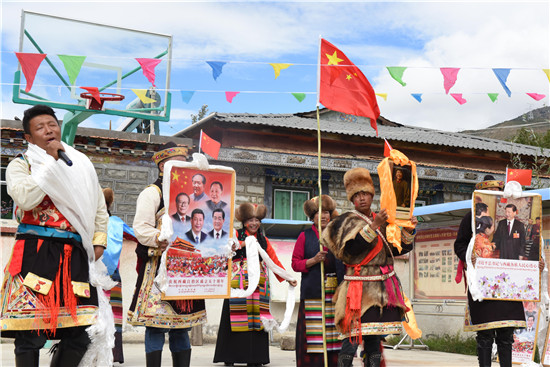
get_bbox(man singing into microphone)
[2,105,110,367]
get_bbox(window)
[273,189,309,221]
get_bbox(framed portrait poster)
[542,321,550,366]
[470,191,542,302]
[161,161,236,300]
[511,301,541,364]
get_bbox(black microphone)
[58,150,73,166]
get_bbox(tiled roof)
[176,112,550,157]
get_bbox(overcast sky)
[1,1,549,136]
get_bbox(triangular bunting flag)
[270,63,292,79]
[81,86,101,104]
[492,68,512,97]
[440,68,460,94]
[180,91,195,104]
[225,91,239,103]
[58,55,86,85]
[15,52,47,92]
[543,69,550,83]
[319,38,380,135]
[136,58,162,87]
[292,93,306,102]
[207,61,226,81]
[375,93,387,101]
[527,93,546,101]
[386,66,407,86]
[383,139,393,157]
[132,89,157,104]
[488,93,499,102]
[411,94,422,103]
[200,130,221,159]
[451,93,467,105]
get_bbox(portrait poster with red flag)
[318,38,380,134]
[161,160,236,299]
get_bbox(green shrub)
[384,333,477,356]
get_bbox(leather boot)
[364,352,381,367]
[497,343,512,367]
[477,346,492,367]
[146,350,163,367]
[338,354,354,367]
[15,350,39,367]
[49,344,87,367]
[172,349,191,367]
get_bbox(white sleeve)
[6,157,46,211]
[133,186,161,248]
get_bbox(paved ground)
[1,341,478,366]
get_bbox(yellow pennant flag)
[132,89,157,104]
[544,69,550,83]
[375,93,387,101]
[270,63,292,79]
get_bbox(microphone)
[58,150,73,166]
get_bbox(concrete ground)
[1,340,478,366]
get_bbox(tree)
[191,105,209,124]
[508,127,550,188]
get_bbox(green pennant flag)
[386,66,407,86]
[292,93,306,102]
[488,93,499,102]
[58,54,86,85]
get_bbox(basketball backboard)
[13,10,173,143]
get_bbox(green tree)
[191,105,209,124]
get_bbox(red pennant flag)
[136,58,162,87]
[319,39,380,135]
[15,52,47,92]
[384,139,393,157]
[506,168,532,186]
[200,130,221,159]
[81,87,102,104]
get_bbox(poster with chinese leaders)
[162,162,235,299]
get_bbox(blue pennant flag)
[411,93,423,103]
[492,68,512,97]
[206,61,226,81]
[180,91,195,104]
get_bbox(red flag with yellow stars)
[506,168,532,186]
[319,38,380,134]
[200,130,221,159]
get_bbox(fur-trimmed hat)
[152,141,188,166]
[235,202,267,223]
[344,167,375,201]
[475,174,504,191]
[103,187,114,210]
[303,195,338,220]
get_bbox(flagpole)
[199,129,203,154]
[316,34,328,367]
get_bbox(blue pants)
[145,327,191,353]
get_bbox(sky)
[1,1,549,136]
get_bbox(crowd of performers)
[1,104,544,367]
[166,254,228,278]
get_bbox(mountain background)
[461,106,550,141]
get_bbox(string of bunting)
[13,52,550,105]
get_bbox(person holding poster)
[128,142,206,367]
[213,203,297,366]
[291,195,343,367]
[322,167,417,367]
[454,175,525,367]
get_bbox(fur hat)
[303,195,338,220]
[152,141,188,166]
[344,167,375,201]
[235,202,267,223]
[475,174,504,191]
[103,188,114,210]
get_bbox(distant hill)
[461,106,550,141]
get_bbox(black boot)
[49,344,87,367]
[15,350,39,367]
[338,354,354,367]
[146,350,163,367]
[497,343,512,367]
[172,349,191,367]
[477,345,492,367]
[364,352,381,367]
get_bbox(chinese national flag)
[200,130,221,159]
[319,38,380,134]
[384,139,393,157]
[506,168,532,186]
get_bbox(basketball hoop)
[80,92,125,111]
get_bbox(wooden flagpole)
[316,35,328,367]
